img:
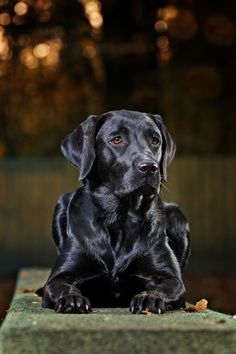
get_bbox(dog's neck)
[85,181,164,225]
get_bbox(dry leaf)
[195,299,208,311]
[182,299,208,312]
[17,287,35,293]
[215,319,226,324]
[21,271,29,278]
[141,310,155,315]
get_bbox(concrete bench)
[1,269,236,354]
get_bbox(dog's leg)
[42,276,92,314]
[164,202,191,270]
[40,249,105,313]
[39,192,101,313]
[52,192,74,253]
[130,276,185,314]
[129,242,186,314]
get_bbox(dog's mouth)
[116,180,159,199]
[134,173,161,195]
[112,172,161,198]
[134,184,157,197]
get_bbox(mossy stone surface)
[1,268,236,354]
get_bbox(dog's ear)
[61,115,99,180]
[152,114,176,182]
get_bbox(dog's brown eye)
[111,136,122,144]
[150,137,160,145]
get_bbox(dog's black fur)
[38,110,190,314]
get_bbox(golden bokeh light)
[158,6,178,22]
[156,35,169,50]
[18,38,62,70]
[35,0,52,11]
[182,66,222,100]
[20,48,39,69]
[204,16,235,46]
[0,142,6,157]
[42,52,59,67]
[0,26,4,38]
[82,0,103,32]
[14,2,28,16]
[39,39,62,67]
[0,12,11,26]
[0,29,10,60]
[154,20,168,33]
[85,0,101,15]
[13,15,25,25]
[33,43,50,58]
[158,49,172,64]
[168,9,198,40]
[50,37,63,51]
[83,45,97,59]
[89,12,103,29]
[0,40,8,55]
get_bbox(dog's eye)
[150,137,160,145]
[111,136,123,145]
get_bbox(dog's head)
[61,110,175,196]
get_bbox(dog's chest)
[105,213,150,275]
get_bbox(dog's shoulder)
[163,202,188,225]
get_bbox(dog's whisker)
[161,182,169,191]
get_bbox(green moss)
[1,268,236,354]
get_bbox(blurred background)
[0,0,236,320]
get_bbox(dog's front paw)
[130,291,166,314]
[55,294,92,314]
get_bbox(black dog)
[38,110,190,314]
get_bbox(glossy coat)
[37,110,190,314]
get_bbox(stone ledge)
[1,268,236,354]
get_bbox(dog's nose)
[137,161,158,174]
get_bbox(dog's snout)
[137,161,158,174]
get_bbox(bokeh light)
[182,66,222,100]
[20,48,39,69]
[83,44,97,59]
[33,43,50,58]
[0,12,11,26]
[154,20,168,33]
[81,0,103,32]
[0,142,6,157]
[0,0,235,157]
[168,9,198,40]
[13,14,25,25]
[158,6,178,22]
[0,26,11,60]
[204,16,235,46]
[156,35,170,50]
[14,2,28,16]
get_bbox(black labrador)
[38,110,190,314]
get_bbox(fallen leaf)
[17,287,35,293]
[21,271,29,278]
[141,310,155,315]
[195,299,208,311]
[182,299,208,312]
[215,319,226,324]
